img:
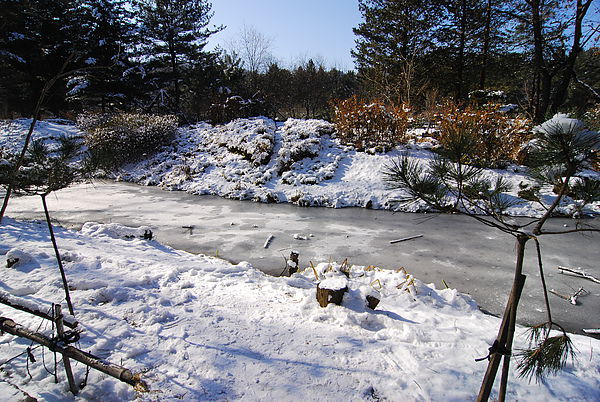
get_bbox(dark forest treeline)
[0,0,358,123]
[0,0,599,124]
[353,0,600,122]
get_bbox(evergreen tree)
[383,114,600,400]
[261,63,295,119]
[435,0,488,100]
[0,0,81,116]
[137,0,222,116]
[353,0,441,105]
[65,0,139,112]
[506,0,597,122]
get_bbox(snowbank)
[2,117,599,217]
[0,218,599,400]
[120,116,600,216]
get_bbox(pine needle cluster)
[516,323,576,382]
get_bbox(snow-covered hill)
[119,117,600,217]
[4,116,598,217]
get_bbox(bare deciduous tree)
[228,24,274,74]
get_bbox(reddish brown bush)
[435,103,531,168]
[332,95,409,150]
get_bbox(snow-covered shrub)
[78,113,178,169]
[277,119,333,169]
[332,95,409,151]
[211,117,275,166]
[468,89,506,105]
[436,103,531,168]
[269,119,341,186]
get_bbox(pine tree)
[65,0,139,112]
[137,0,222,116]
[0,0,79,116]
[435,0,488,100]
[352,0,441,105]
[506,0,597,122]
[383,114,600,400]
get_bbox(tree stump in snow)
[316,277,348,307]
[288,251,299,276]
[366,295,380,310]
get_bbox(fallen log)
[0,316,145,389]
[390,234,423,244]
[583,329,600,335]
[557,266,600,284]
[0,291,77,329]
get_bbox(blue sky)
[208,0,362,71]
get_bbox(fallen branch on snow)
[390,234,423,244]
[264,234,274,249]
[557,266,600,284]
[549,287,587,305]
[0,315,146,390]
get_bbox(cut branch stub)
[316,277,348,307]
[288,251,299,276]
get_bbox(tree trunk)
[168,38,180,114]
[41,194,75,317]
[548,0,592,115]
[455,0,468,101]
[530,0,552,122]
[479,0,493,90]
[477,234,528,401]
[316,284,348,307]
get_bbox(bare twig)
[389,234,423,244]
[557,266,600,284]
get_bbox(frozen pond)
[4,180,599,334]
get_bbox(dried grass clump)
[332,95,410,151]
[584,103,600,131]
[78,112,178,169]
[436,103,531,168]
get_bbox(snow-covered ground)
[3,117,598,217]
[1,117,599,400]
[1,218,599,401]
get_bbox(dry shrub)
[78,112,178,169]
[332,95,409,151]
[584,104,600,131]
[436,103,531,168]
